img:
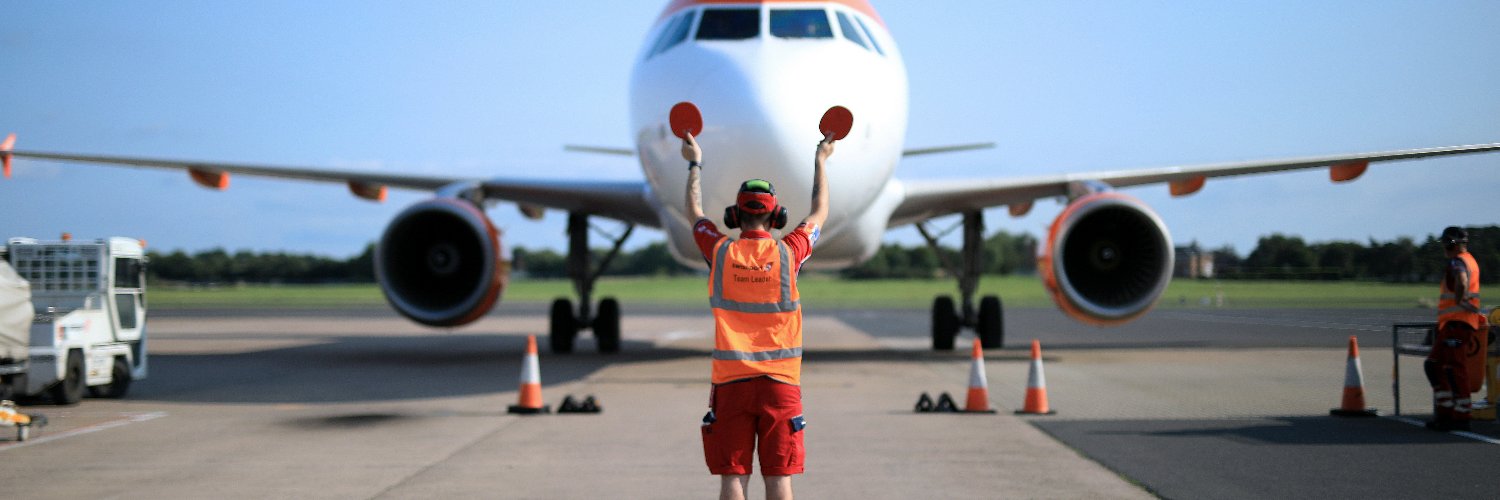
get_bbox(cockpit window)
[770,9,832,39]
[697,9,759,40]
[834,11,869,50]
[652,10,697,57]
[855,16,885,56]
[648,14,681,56]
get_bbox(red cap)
[736,191,777,214]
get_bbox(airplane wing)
[889,142,1500,227]
[1,142,660,227]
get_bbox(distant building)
[1174,243,1215,279]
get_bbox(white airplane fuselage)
[629,2,908,269]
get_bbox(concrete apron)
[378,316,1151,499]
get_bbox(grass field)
[146,275,1440,310]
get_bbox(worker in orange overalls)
[681,130,833,500]
[1426,226,1485,431]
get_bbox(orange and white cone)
[1330,335,1377,417]
[1015,339,1055,415]
[508,335,551,414]
[964,339,996,413]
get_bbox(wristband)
[688,161,701,170]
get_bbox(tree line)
[1207,226,1499,284]
[147,245,375,284]
[143,226,1498,284]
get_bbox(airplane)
[3,0,1498,354]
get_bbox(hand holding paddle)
[816,106,852,163]
[681,132,701,164]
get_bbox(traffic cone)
[1330,335,1377,417]
[1015,339,1056,415]
[508,335,551,414]
[965,339,996,413]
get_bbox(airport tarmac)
[3,304,1499,499]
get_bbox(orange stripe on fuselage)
[656,0,884,26]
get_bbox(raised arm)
[801,133,835,228]
[683,133,705,221]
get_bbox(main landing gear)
[916,211,1003,351]
[550,213,634,354]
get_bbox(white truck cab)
[1,236,148,403]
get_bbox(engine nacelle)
[376,198,507,327]
[1039,192,1173,326]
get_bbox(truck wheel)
[50,351,85,405]
[89,357,132,398]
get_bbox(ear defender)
[771,206,788,230]
[723,205,742,229]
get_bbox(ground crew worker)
[682,130,833,500]
[1426,226,1484,431]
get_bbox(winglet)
[2,133,15,179]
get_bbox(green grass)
[146,275,1439,310]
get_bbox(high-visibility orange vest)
[708,237,802,385]
[1439,252,1482,330]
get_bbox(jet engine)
[1039,192,1173,325]
[376,198,506,327]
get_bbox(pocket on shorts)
[785,415,805,469]
[701,411,721,468]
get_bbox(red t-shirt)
[694,219,818,274]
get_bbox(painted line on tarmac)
[1387,416,1500,445]
[1159,312,1391,332]
[0,411,167,452]
[656,330,706,345]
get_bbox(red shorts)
[701,377,805,476]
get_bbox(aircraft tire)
[932,295,959,351]
[90,357,132,398]
[50,350,85,405]
[595,298,621,354]
[549,298,578,354]
[978,295,1003,349]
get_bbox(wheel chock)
[934,392,960,413]
[558,394,602,414]
[914,392,935,412]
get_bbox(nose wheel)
[550,297,621,354]
[548,213,632,354]
[919,211,1005,351]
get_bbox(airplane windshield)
[770,9,832,39]
[855,16,884,55]
[834,11,869,50]
[697,9,759,40]
[650,10,697,58]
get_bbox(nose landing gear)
[918,211,1004,351]
[549,213,633,354]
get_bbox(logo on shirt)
[730,261,774,272]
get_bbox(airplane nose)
[682,45,847,217]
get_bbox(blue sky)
[3,1,1498,259]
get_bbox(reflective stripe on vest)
[709,239,799,313]
[708,237,804,385]
[1439,252,1483,329]
[712,347,804,362]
